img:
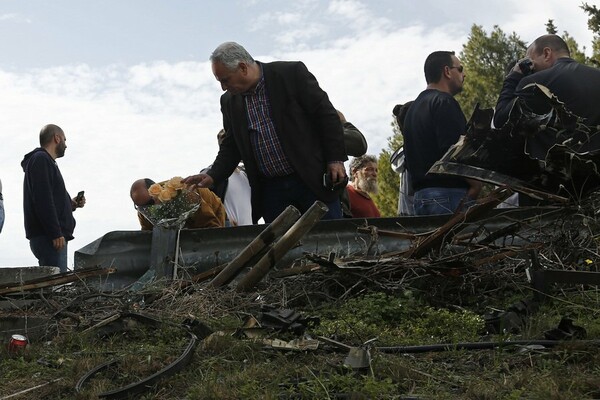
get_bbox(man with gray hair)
[183,42,347,223]
[345,155,381,218]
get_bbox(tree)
[582,2,600,32]
[581,2,600,66]
[372,121,403,217]
[457,25,527,116]
[546,19,558,34]
[561,31,588,64]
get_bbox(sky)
[0,0,598,267]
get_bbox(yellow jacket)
[138,187,225,230]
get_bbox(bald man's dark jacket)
[21,148,75,241]
[494,58,600,128]
[207,61,346,223]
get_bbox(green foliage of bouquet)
[138,176,201,229]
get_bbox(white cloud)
[327,0,391,32]
[0,61,224,267]
[1,0,599,267]
[0,13,31,23]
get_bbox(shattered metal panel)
[431,84,600,200]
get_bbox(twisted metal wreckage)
[4,83,600,398]
[70,82,600,290]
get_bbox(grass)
[2,283,600,399]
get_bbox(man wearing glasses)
[402,51,481,216]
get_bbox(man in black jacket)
[183,42,347,223]
[403,51,481,216]
[21,124,85,272]
[494,34,600,128]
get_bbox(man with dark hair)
[346,155,380,218]
[21,124,85,272]
[494,34,600,128]
[403,51,481,216]
[183,42,347,223]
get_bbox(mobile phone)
[323,173,333,189]
[322,173,348,191]
[76,191,85,201]
[518,58,533,75]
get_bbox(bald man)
[22,124,85,272]
[130,178,226,230]
[494,34,600,128]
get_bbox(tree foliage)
[456,25,526,116]
[372,120,403,217]
[582,2,600,33]
[581,2,600,66]
[546,19,558,35]
[561,31,588,64]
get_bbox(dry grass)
[3,199,600,398]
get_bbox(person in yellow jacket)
[130,177,225,230]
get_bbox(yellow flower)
[148,183,162,197]
[158,187,177,202]
[166,176,184,191]
[585,259,593,265]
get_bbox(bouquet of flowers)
[137,177,201,229]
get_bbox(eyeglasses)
[448,65,464,73]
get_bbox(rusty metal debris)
[75,312,199,399]
[405,187,513,259]
[431,84,600,201]
[0,266,116,295]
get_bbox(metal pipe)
[209,206,301,288]
[376,339,600,354]
[235,201,328,292]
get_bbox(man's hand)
[512,58,533,75]
[53,236,66,250]
[466,179,483,199]
[72,195,86,209]
[327,162,347,184]
[182,173,214,189]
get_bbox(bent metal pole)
[209,205,302,288]
[235,201,329,292]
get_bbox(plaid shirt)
[244,74,294,177]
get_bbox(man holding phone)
[21,124,85,273]
[494,34,600,128]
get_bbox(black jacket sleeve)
[493,72,525,128]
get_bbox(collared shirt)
[244,71,294,177]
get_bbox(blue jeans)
[29,236,68,273]
[260,174,342,223]
[414,187,473,216]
